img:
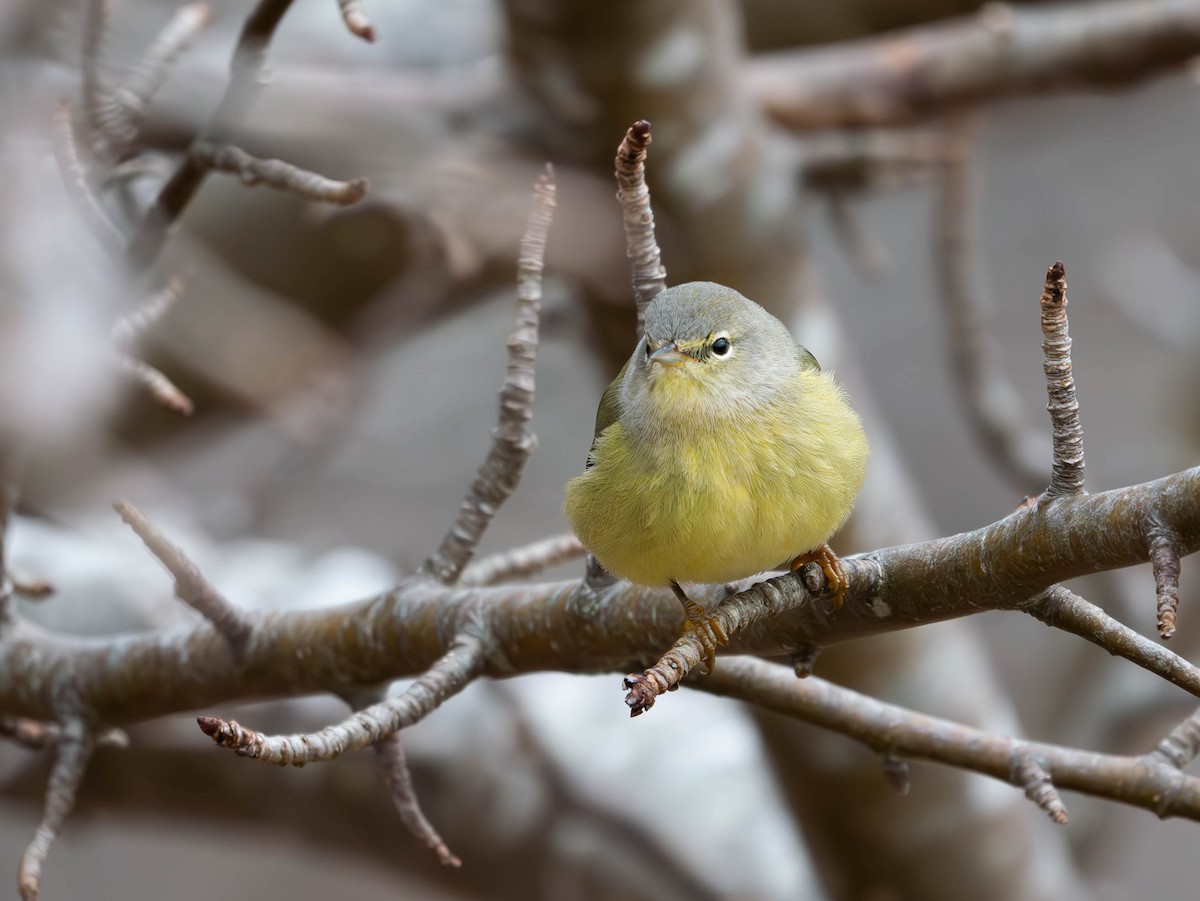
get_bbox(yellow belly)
[564,371,867,587]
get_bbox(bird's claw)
[682,602,727,674]
[791,543,849,608]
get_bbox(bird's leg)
[790,543,849,608]
[670,580,727,674]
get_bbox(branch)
[460,533,584,587]
[1152,707,1200,770]
[614,120,667,336]
[110,278,194,416]
[1040,261,1085,499]
[2,467,1199,728]
[113,501,251,649]
[337,0,376,42]
[0,717,126,751]
[700,657,1200,821]
[422,166,555,584]
[934,119,1048,493]
[17,722,92,901]
[374,732,461,866]
[196,634,485,764]
[190,141,368,205]
[107,2,214,159]
[746,0,1200,131]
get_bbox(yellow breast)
[564,369,867,587]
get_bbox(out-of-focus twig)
[53,99,125,252]
[110,278,194,415]
[191,141,368,204]
[747,0,1200,131]
[337,0,376,42]
[934,119,1048,493]
[423,166,555,584]
[0,717,127,751]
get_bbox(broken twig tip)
[631,119,652,142]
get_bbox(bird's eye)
[711,337,731,357]
[645,342,653,358]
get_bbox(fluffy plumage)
[565,281,867,588]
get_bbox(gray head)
[621,281,815,424]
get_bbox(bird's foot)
[790,543,848,608]
[670,581,727,674]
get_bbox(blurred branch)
[337,0,376,42]
[933,118,1048,493]
[702,657,1200,821]
[748,0,1200,131]
[129,0,369,266]
[110,278,194,415]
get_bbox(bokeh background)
[2,0,1199,898]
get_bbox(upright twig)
[197,635,486,764]
[337,0,376,42]
[1039,260,1086,499]
[114,501,252,649]
[934,119,1048,493]
[614,120,667,336]
[17,722,92,901]
[422,166,555,584]
[53,99,125,253]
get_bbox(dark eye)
[711,337,731,356]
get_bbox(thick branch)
[423,167,555,584]
[701,658,1200,822]
[197,635,485,764]
[746,0,1200,131]
[614,120,667,335]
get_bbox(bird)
[564,281,868,670]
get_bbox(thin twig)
[191,141,368,205]
[129,0,299,265]
[111,278,184,346]
[10,568,54,600]
[1151,707,1200,769]
[374,732,461,866]
[702,657,1200,822]
[934,119,1047,493]
[614,120,667,336]
[460,533,584,587]
[337,0,376,42]
[52,99,124,252]
[80,0,112,154]
[110,278,194,415]
[0,717,127,751]
[1039,261,1086,499]
[112,354,194,415]
[1149,527,1183,639]
[1010,746,1069,824]
[113,501,251,649]
[17,722,92,901]
[1021,587,1200,698]
[422,166,555,585]
[881,751,911,795]
[109,2,214,158]
[197,635,486,764]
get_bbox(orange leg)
[670,581,728,674]
[790,543,848,608]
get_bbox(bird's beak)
[648,343,690,367]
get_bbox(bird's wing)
[586,362,626,470]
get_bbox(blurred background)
[2,0,1199,898]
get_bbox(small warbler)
[564,281,868,667]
